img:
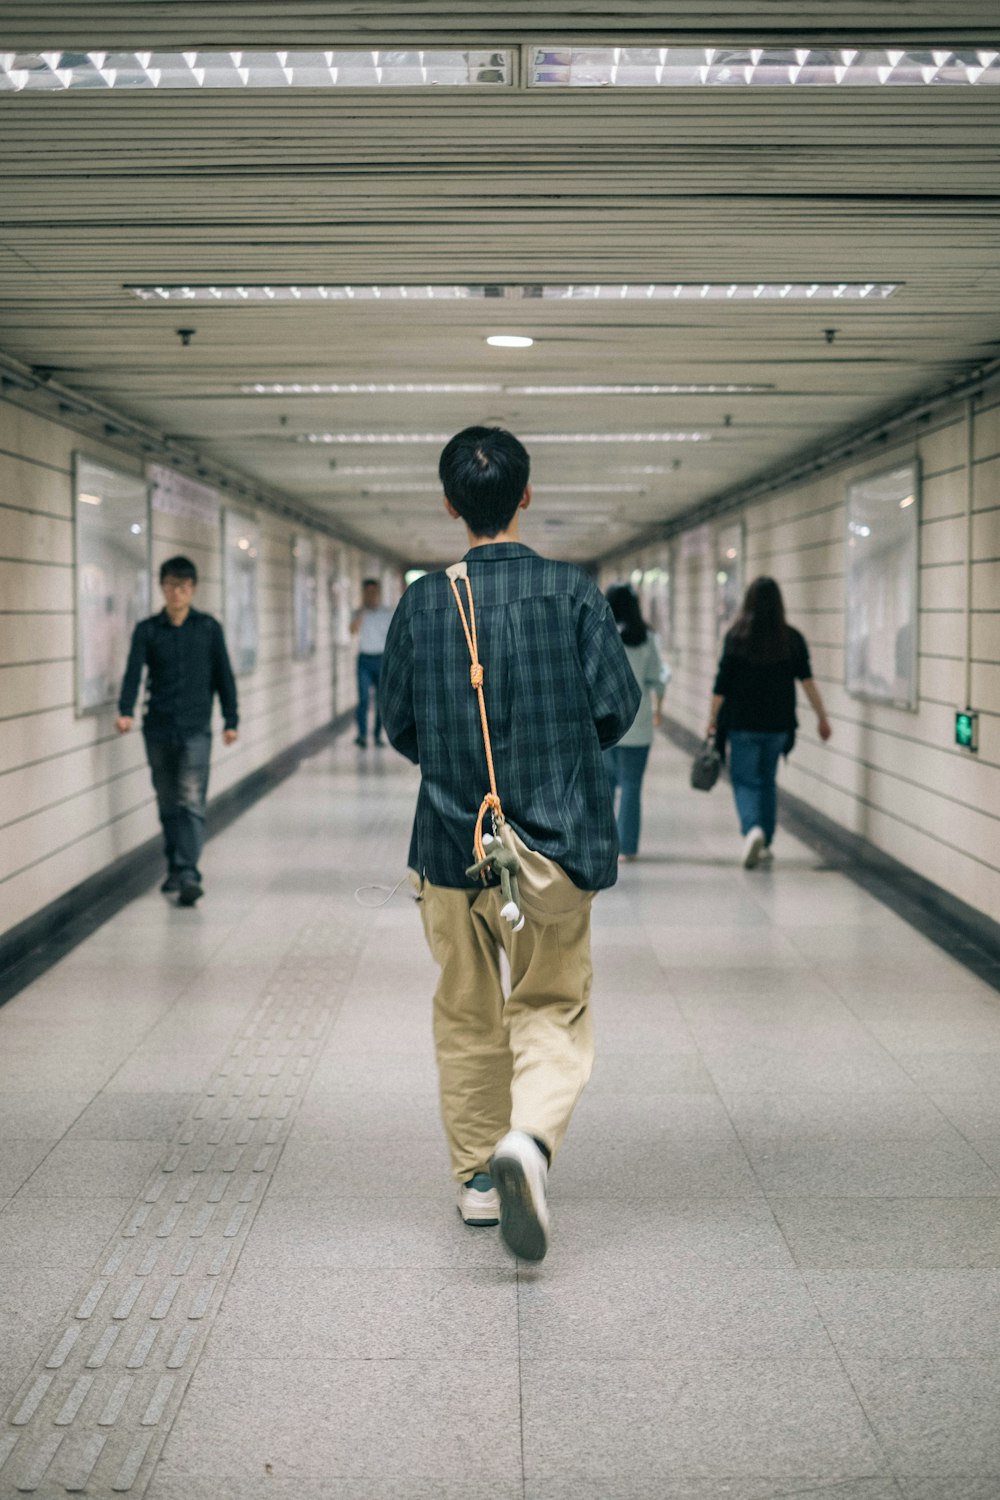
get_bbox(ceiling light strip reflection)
[131,282,899,303]
[242,381,502,394]
[530,46,1000,87]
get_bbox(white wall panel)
[0,613,73,667]
[971,507,1000,557]
[0,451,74,518]
[0,396,389,943]
[0,506,74,566]
[613,386,1000,927]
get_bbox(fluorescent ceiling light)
[299,432,709,444]
[0,50,510,91]
[362,484,445,493]
[131,282,899,303]
[334,465,436,476]
[243,380,769,396]
[486,334,534,348]
[530,47,1000,87]
[242,381,502,395]
[509,382,771,394]
[302,433,452,444]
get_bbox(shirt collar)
[157,606,199,626]
[462,542,537,562]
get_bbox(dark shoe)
[490,1131,549,1262]
[178,882,203,907]
[160,875,181,894]
[354,736,368,748]
[373,736,385,747]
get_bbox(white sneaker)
[490,1130,549,1263]
[758,844,774,865]
[457,1173,500,1227]
[742,826,766,869]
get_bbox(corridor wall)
[605,381,1000,927]
[0,395,383,943]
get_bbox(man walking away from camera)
[380,426,639,1262]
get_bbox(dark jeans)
[604,744,651,856]
[144,730,212,884]
[727,730,787,845]
[356,653,383,741]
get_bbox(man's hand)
[817,715,833,742]
[115,716,133,734]
[223,729,239,746]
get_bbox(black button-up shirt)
[379,543,640,892]
[118,607,239,740]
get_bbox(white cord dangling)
[353,875,411,909]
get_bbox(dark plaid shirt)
[379,542,641,891]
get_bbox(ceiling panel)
[2,2,999,46]
[1,5,999,563]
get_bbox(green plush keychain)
[465,832,525,932]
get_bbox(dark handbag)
[690,736,721,792]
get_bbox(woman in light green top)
[604,586,671,860]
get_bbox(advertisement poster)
[75,455,150,714]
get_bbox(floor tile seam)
[0,910,370,1498]
[822,984,1000,1069]
[637,935,773,1153]
[790,1256,909,1483]
[514,1258,528,1500]
[674,1039,807,1271]
[945,1134,1000,1187]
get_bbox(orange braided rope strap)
[448,566,504,869]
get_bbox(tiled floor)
[1,733,999,1499]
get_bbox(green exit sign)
[955,710,978,752]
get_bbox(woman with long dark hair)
[707,576,831,867]
[605,585,671,860]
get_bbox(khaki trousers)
[417,879,595,1183]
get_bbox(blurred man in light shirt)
[350,578,395,747]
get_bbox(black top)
[118,607,239,740]
[379,543,641,892]
[713,626,812,734]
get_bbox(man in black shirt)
[117,555,239,906]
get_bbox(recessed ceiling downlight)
[486,334,534,348]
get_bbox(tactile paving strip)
[0,903,367,1496]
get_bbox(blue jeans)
[144,730,212,884]
[356,653,383,741]
[604,744,651,856]
[727,730,787,845]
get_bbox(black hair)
[438,426,530,538]
[362,578,380,590]
[606,585,649,647]
[159,555,197,585]
[728,576,791,662]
